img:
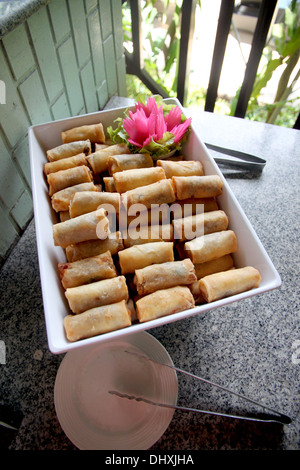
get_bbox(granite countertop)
[0,97,299,452]
[0,0,50,37]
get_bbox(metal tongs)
[109,351,291,425]
[205,142,266,173]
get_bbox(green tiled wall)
[0,0,126,264]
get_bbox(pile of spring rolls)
[44,121,261,342]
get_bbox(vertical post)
[234,0,278,118]
[204,0,235,112]
[130,0,143,72]
[177,0,197,106]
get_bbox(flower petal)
[165,106,182,131]
[171,118,192,143]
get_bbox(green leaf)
[251,58,282,100]
[285,6,298,37]
[280,26,300,57]
[165,39,179,73]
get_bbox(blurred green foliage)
[231,0,300,127]
[123,0,299,127]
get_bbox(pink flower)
[123,109,150,147]
[122,97,191,150]
[170,118,192,144]
[164,106,182,131]
[135,96,158,117]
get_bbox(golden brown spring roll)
[126,298,137,322]
[157,159,204,178]
[47,165,93,196]
[103,177,116,192]
[61,123,105,144]
[65,275,129,314]
[172,175,223,200]
[171,197,219,219]
[65,231,124,262]
[172,210,229,242]
[118,241,174,274]
[53,208,110,248]
[134,258,197,296]
[107,152,153,175]
[184,230,237,264]
[120,204,172,231]
[51,182,98,212]
[44,153,87,175]
[95,143,110,151]
[59,211,71,222]
[121,179,176,210]
[136,285,195,323]
[58,251,117,289]
[189,281,206,305]
[87,143,131,174]
[123,224,174,248]
[123,208,160,227]
[69,191,120,218]
[113,166,166,193]
[64,300,131,342]
[194,254,234,279]
[46,140,91,161]
[198,266,261,303]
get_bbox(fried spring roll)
[113,166,166,193]
[53,208,110,248]
[124,208,165,227]
[95,143,109,151]
[126,298,137,322]
[44,153,87,175]
[59,211,71,222]
[189,281,206,305]
[171,197,219,219]
[172,175,223,200]
[123,223,174,248]
[87,144,131,174]
[172,210,229,242]
[65,231,124,262]
[198,266,261,303]
[136,286,195,323]
[64,300,131,341]
[157,159,204,178]
[134,258,197,296]
[107,152,153,175]
[58,251,117,289]
[69,191,120,218]
[51,182,98,212]
[65,275,129,314]
[103,177,116,192]
[194,254,234,279]
[118,241,174,274]
[94,140,111,152]
[47,165,93,196]
[46,140,91,161]
[61,123,105,144]
[121,179,176,210]
[184,230,237,264]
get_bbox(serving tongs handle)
[205,142,266,172]
[110,351,291,426]
[109,391,290,425]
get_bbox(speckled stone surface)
[0,0,50,37]
[0,97,299,451]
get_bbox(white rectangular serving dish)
[29,98,281,354]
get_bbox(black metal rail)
[124,0,299,129]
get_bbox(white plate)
[28,98,281,354]
[54,331,178,450]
